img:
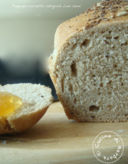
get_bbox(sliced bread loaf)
[0,83,53,134]
[49,0,128,122]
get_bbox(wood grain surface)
[0,102,128,164]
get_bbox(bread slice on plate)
[49,0,128,122]
[0,83,53,134]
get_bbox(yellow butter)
[0,92,22,117]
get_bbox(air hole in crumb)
[125,114,128,117]
[71,61,77,76]
[73,98,76,104]
[114,36,119,40]
[106,36,112,40]
[121,83,123,86]
[72,43,77,49]
[81,39,90,47]
[107,105,112,110]
[114,64,117,68]
[107,80,112,85]
[121,42,127,46]
[91,116,95,119]
[104,40,110,44]
[100,83,103,87]
[69,84,73,92]
[101,31,105,33]
[111,45,115,49]
[105,54,109,58]
[98,92,101,95]
[89,105,99,112]
[41,96,44,98]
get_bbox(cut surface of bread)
[0,83,53,134]
[49,0,128,122]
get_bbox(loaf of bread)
[0,83,53,134]
[49,0,128,122]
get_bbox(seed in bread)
[48,0,128,122]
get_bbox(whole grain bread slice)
[49,0,128,122]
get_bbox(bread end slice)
[0,83,53,134]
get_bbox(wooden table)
[0,102,128,164]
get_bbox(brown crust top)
[86,0,128,29]
[54,0,128,51]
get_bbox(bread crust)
[58,95,81,122]
[48,67,80,121]
[0,107,48,135]
[0,118,12,134]
[54,0,128,51]
[49,0,128,121]
[8,107,48,133]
